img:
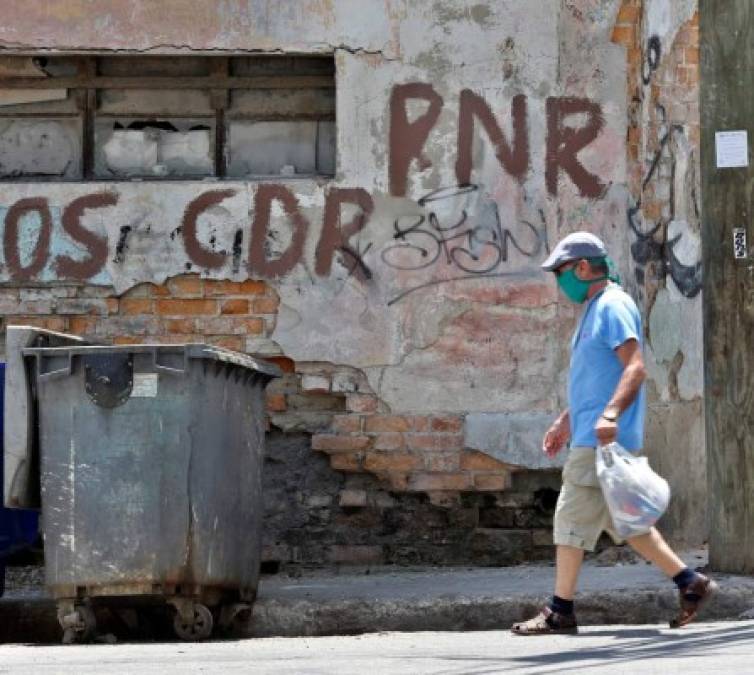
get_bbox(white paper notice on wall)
[715,130,749,168]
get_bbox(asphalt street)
[0,621,752,674]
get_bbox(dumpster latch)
[84,354,133,408]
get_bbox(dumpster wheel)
[172,602,214,641]
[59,604,97,644]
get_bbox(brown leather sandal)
[670,573,719,628]
[511,606,578,635]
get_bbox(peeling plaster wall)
[0,1,706,545]
[613,0,704,544]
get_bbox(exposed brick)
[684,47,699,65]
[221,299,249,315]
[209,336,244,351]
[203,280,240,296]
[167,275,203,296]
[412,416,431,432]
[156,299,217,316]
[328,545,383,565]
[474,473,512,491]
[386,472,410,491]
[165,318,195,334]
[113,336,143,345]
[346,394,378,413]
[408,473,473,492]
[69,316,96,335]
[287,393,342,411]
[329,453,363,472]
[153,333,197,344]
[339,489,368,508]
[120,284,151,299]
[332,415,362,433]
[373,432,404,451]
[364,415,411,433]
[423,451,461,472]
[149,284,171,297]
[121,298,153,315]
[406,434,463,452]
[253,296,280,314]
[430,416,464,433]
[616,2,640,23]
[193,317,236,334]
[231,317,265,335]
[611,25,636,46]
[460,451,508,472]
[55,299,112,315]
[20,287,75,301]
[532,529,553,547]
[266,393,287,413]
[267,356,296,373]
[331,373,359,393]
[363,451,420,473]
[312,434,371,453]
[240,280,269,294]
[7,316,62,331]
[302,374,331,393]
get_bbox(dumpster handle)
[152,350,188,376]
[36,354,73,382]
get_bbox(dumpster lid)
[22,343,282,380]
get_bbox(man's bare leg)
[554,544,585,599]
[626,527,685,577]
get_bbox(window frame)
[0,54,336,181]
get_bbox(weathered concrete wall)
[0,0,707,556]
[612,0,704,544]
[0,0,628,431]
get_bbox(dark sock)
[673,568,701,600]
[550,595,574,616]
[672,568,697,589]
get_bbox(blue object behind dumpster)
[0,362,39,596]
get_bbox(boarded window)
[0,55,336,180]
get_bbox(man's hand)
[594,415,618,446]
[542,413,570,458]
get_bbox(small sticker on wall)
[132,373,158,397]
[716,130,749,168]
[733,228,748,259]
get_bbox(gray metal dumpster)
[21,342,280,642]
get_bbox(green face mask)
[555,257,621,304]
[556,267,594,304]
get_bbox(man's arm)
[543,408,570,458]
[594,338,646,445]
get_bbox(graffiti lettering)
[383,184,544,304]
[642,35,662,86]
[182,189,236,270]
[57,193,119,280]
[389,83,444,197]
[249,184,309,279]
[545,97,606,198]
[627,127,702,298]
[3,197,52,282]
[456,90,529,186]
[316,188,374,279]
[390,85,607,200]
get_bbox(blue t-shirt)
[568,284,645,451]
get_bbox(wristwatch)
[601,406,620,422]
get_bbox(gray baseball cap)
[540,231,608,271]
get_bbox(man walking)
[511,232,717,635]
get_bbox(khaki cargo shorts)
[553,446,624,551]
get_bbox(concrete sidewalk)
[2,551,754,643]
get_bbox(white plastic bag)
[595,442,671,539]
